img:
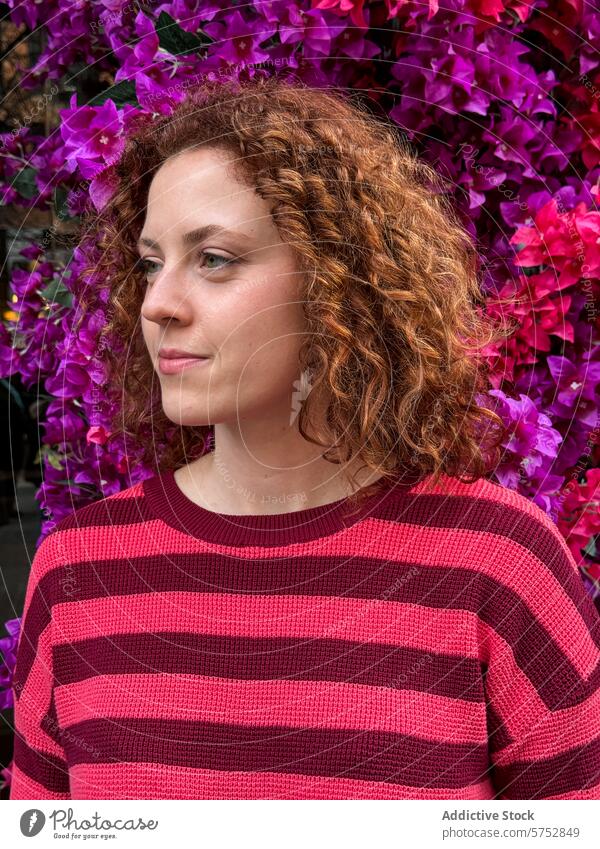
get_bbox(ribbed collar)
[142,467,421,547]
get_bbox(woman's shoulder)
[35,477,151,567]
[393,471,579,582]
[48,478,148,533]
[407,470,564,535]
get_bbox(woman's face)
[138,147,310,428]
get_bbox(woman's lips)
[158,356,211,375]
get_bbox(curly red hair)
[77,75,510,511]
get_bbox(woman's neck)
[173,449,385,516]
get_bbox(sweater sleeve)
[478,508,600,800]
[9,530,71,799]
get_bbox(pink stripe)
[493,685,600,764]
[8,763,70,800]
[477,619,600,750]
[53,593,478,658]
[15,623,64,759]
[55,674,486,742]
[69,762,497,799]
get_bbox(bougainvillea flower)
[157,0,223,31]
[511,198,600,276]
[547,352,600,409]
[203,10,276,67]
[260,2,336,55]
[557,469,600,565]
[60,95,131,179]
[0,618,21,710]
[487,389,563,492]
[114,11,160,80]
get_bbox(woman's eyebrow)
[136,224,254,251]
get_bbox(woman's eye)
[139,252,236,280]
[201,252,236,271]
[140,258,162,278]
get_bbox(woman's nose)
[140,264,193,325]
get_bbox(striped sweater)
[9,467,600,800]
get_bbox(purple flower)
[154,0,223,32]
[114,11,160,81]
[258,1,327,53]
[487,389,564,511]
[0,618,21,711]
[203,10,275,67]
[42,403,88,445]
[546,352,600,411]
[60,95,129,179]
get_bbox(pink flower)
[557,469,600,566]
[86,425,111,446]
[312,0,439,30]
[511,198,600,281]
[482,272,574,383]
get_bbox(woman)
[10,76,600,800]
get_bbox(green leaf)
[87,80,140,108]
[156,11,212,57]
[38,277,73,309]
[53,185,71,220]
[13,166,38,199]
[521,264,545,277]
[41,445,66,471]
[583,536,597,560]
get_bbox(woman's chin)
[163,409,215,428]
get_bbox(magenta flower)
[0,618,21,711]
[60,95,129,179]
[557,469,600,570]
[547,352,600,411]
[487,389,564,513]
[86,425,111,446]
[114,11,160,80]
[204,10,276,67]
[259,2,335,55]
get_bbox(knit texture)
[9,467,600,800]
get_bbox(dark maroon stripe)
[483,676,514,753]
[50,491,155,534]
[26,550,596,709]
[12,733,69,794]
[492,735,600,799]
[63,716,490,789]
[53,633,484,702]
[12,585,52,701]
[41,689,63,748]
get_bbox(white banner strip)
[2,799,599,848]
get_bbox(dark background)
[0,475,43,800]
